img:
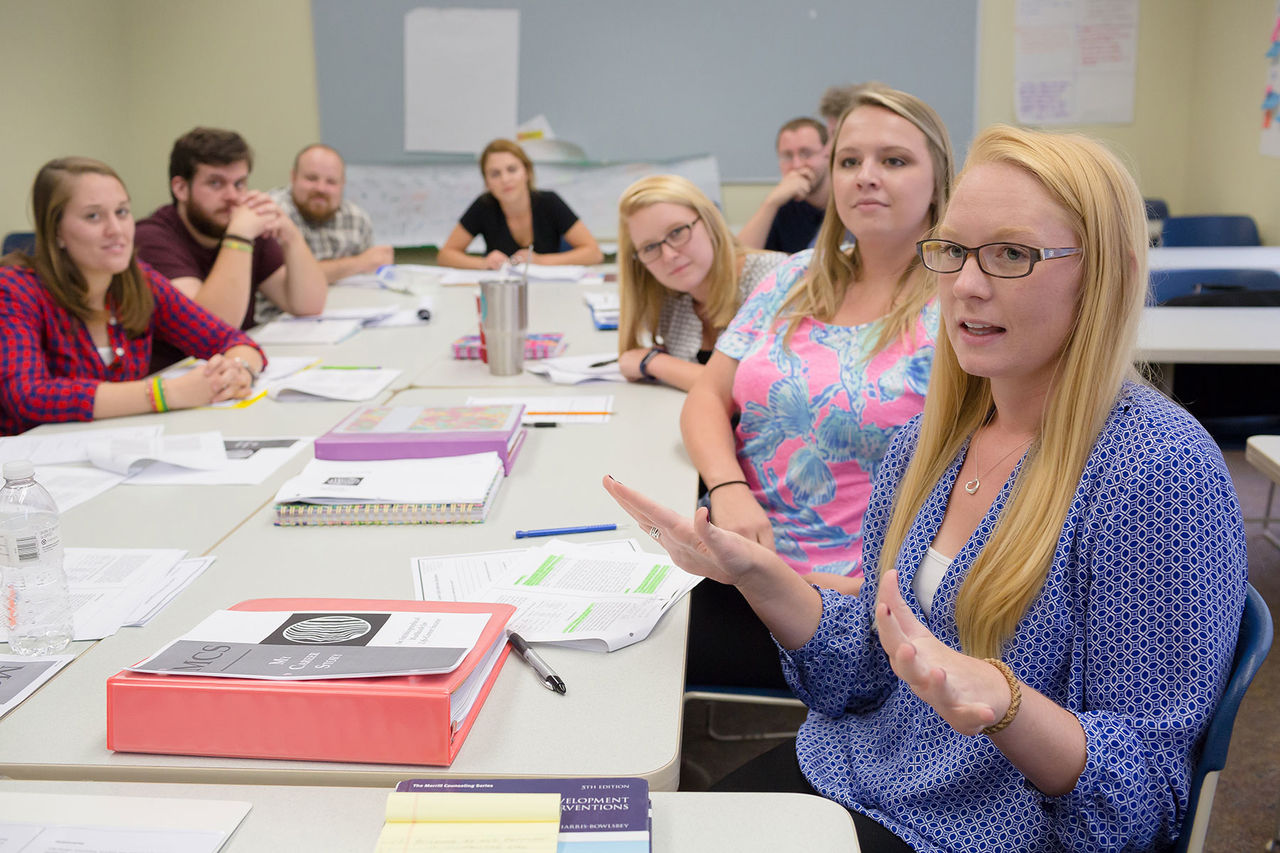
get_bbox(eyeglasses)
[778,149,822,164]
[634,217,700,264]
[916,239,1082,279]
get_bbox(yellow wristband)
[221,238,253,253]
[151,376,168,413]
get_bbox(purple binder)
[314,404,527,475]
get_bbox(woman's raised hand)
[874,569,1010,736]
[602,475,778,586]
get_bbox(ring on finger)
[648,526,660,540]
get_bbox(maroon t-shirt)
[134,204,284,331]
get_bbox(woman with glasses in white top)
[616,175,786,392]
[605,125,1246,852]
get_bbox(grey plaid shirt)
[268,188,375,261]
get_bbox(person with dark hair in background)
[737,117,831,254]
[135,127,325,367]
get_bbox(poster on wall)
[1014,0,1138,125]
[404,8,519,153]
[1259,4,1280,157]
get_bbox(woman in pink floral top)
[684,85,952,592]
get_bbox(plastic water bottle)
[0,460,72,655]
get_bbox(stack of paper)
[465,395,614,424]
[0,548,199,644]
[412,538,700,651]
[123,437,310,485]
[438,265,591,285]
[584,292,620,329]
[252,316,366,345]
[525,354,626,385]
[272,453,506,525]
[267,366,401,401]
[0,792,251,852]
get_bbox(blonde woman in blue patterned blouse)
[605,125,1246,851]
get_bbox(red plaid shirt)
[0,262,265,435]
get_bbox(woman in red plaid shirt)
[0,157,266,435]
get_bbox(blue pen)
[515,523,617,539]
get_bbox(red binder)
[106,598,515,766]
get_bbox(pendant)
[963,478,980,495]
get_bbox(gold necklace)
[963,429,1034,496]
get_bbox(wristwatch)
[638,347,665,380]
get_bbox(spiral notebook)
[272,453,504,526]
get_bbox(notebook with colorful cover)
[314,404,527,475]
[106,598,517,766]
[394,777,651,852]
[272,453,504,526]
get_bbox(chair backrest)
[1144,198,1170,221]
[1160,215,1261,247]
[1172,582,1273,853]
[1,231,35,256]
[1148,268,1280,304]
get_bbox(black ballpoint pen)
[589,357,618,368]
[508,632,566,694]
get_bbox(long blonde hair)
[778,85,954,356]
[616,175,744,353]
[876,125,1148,659]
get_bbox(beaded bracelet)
[151,376,169,413]
[145,379,157,412]
[982,658,1022,735]
[706,479,749,497]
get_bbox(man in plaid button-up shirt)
[269,144,393,284]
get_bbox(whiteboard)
[403,8,519,152]
[312,0,978,180]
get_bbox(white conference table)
[1136,306,1280,365]
[1246,435,1280,551]
[0,300,699,790]
[1149,245,1280,272]
[0,782,861,852]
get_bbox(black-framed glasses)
[634,216,700,264]
[916,239,1082,279]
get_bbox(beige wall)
[0,0,317,235]
[3,0,1279,241]
[0,2,133,233]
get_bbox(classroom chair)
[1175,582,1272,853]
[683,685,804,741]
[2,231,35,255]
[1159,215,1261,247]
[1148,268,1280,304]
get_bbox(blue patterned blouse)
[781,382,1247,852]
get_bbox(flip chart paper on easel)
[404,8,519,153]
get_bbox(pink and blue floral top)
[716,250,937,578]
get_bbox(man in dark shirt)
[135,127,326,340]
[737,117,830,254]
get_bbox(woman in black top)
[437,139,603,270]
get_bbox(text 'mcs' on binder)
[314,403,527,475]
[105,598,516,766]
